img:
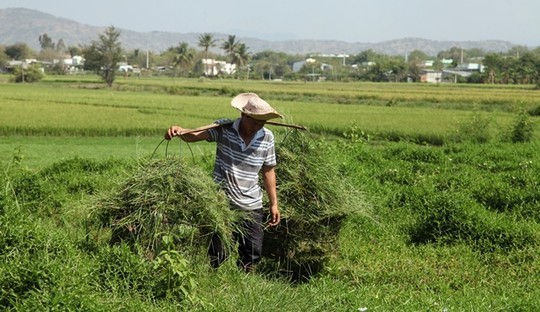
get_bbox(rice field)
[1,76,537,141]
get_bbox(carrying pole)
[179,120,307,135]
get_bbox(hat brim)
[231,93,282,121]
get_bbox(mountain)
[0,7,520,56]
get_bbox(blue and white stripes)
[207,118,276,210]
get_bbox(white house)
[442,63,485,81]
[118,63,134,72]
[442,58,454,66]
[63,56,84,71]
[420,70,442,83]
[202,59,236,76]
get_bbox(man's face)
[241,114,266,134]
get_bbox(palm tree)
[198,33,217,76]
[221,35,251,77]
[172,42,194,77]
[231,43,251,76]
[221,35,239,61]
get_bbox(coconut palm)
[198,33,217,76]
[231,43,251,75]
[171,42,194,77]
[221,35,250,77]
[221,35,239,62]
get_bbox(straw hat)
[231,93,282,121]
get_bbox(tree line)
[1,26,539,88]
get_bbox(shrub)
[11,64,44,83]
[342,124,370,143]
[510,112,534,143]
[470,171,540,222]
[0,202,82,310]
[9,157,126,216]
[385,143,443,164]
[152,236,198,301]
[452,112,494,143]
[408,191,538,253]
[528,105,540,116]
[94,244,156,296]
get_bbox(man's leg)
[208,233,228,269]
[236,209,264,272]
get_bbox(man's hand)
[165,125,184,140]
[268,203,280,226]
[165,125,210,142]
[263,166,280,226]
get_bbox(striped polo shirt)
[207,118,277,210]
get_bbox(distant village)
[3,53,486,84]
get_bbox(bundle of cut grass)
[263,131,365,281]
[93,158,239,258]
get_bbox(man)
[165,93,281,271]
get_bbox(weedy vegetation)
[0,75,539,310]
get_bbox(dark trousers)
[208,209,264,271]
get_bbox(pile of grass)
[262,132,366,281]
[92,158,240,258]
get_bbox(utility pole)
[146,46,149,69]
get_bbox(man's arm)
[165,126,210,142]
[262,165,280,226]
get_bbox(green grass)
[2,81,537,143]
[1,77,540,310]
[0,136,216,168]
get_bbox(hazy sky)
[2,0,539,45]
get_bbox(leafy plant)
[528,105,540,116]
[343,124,370,143]
[408,190,538,252]
[152,235,198,301]
[453,112,494,143]
[94,244,155,296]
[82,26,123,87]
[11,64,44,83]
[510,111,534,143]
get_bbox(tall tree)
[251,50,291,80]
[231,43,250,73]
[198,33,217,76]
[508,45,529,58]
[221,35,239,61]
[39,33,55,50]
[38,34,65,63]
[171,42,194,77]
[517,52,540,86]
[353,49,380,64]
[221,35,251,77]
[437,46,465,64]
[83,26,123,87]
[56,39,66,53]
[407,50,430,63]
[68,46,82,57]
[0,45,8,67]
[5,43,34,60]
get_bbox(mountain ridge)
[0,7,521,56]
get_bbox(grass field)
[1,75,539,311]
